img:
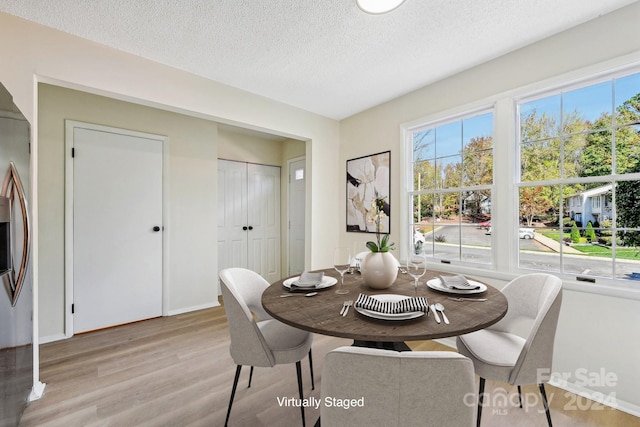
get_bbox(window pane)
[615,229,640,280]
[413,160,435,190]
[521,139,561,181]
[463,147,493,186]
[433,223,460,262]
[520,95,561,142]
[435,121,462,158]
[615,124,640,174]
[578,129,613,177]
[463,113,493,147]
[461,225,491,264]
[563,82,612,132]
[413,128,435,161]
[614,73,640,126]
[437,155,462,189]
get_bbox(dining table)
[262,268,508,351]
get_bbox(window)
[408,110,494,265]
[517,71,640,281]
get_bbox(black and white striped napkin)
[355,293,429,314]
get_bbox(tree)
[520,186,552,226]
[616,165,640,247]
[571,223,581,244]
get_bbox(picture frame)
[346,150,390,233]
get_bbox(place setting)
[280,271,337,296]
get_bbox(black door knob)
[153,226,161,232]
[243,226,248,231]
[248,226,253,230]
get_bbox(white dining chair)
[219,268,314,427]
[456,273,563,427]
[316,346,476,427]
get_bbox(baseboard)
[28,381,46,401]
[550,374,640,418]
[39,333,68,344]
[166,300,220,316]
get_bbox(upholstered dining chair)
[219,268,314,427]
[456,273,563,427]
[316,346,476,427]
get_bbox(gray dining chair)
[219,268,314,427]
[456,273,563,427]
[316,346,476,427]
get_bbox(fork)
[447,297,488,302]
[340,300,353,316]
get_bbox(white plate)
[354,294,425,321]
[426,278,487,294]
[282,275,337,290]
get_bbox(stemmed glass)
[333,247,352,295]
[406,254,427,295]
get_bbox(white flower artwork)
[346,151,390,233]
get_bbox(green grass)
[541,230,640,259]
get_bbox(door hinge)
[71,303,75,314]
[72,147,75,158]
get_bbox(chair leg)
[539,383,553,427]
[248,366,254,388]
[517,385,523,408]
[308,349,315,390]
[477,377,485,427]
[296,361,306,427]
[225,365,242,427]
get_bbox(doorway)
[65,121,165,334]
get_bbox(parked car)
[519,228,535,239]
[478,220,491,230]
[486,227,535,239]
[414,229,425,244]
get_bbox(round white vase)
[360,252,399,289]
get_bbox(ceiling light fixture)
[356,0,406,14]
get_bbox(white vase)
[360,252,399,289]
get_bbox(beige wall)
[339,2,640,414]
[38,83,220,339]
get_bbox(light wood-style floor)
[20,303,638,426]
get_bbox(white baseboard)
[166,300,220,316]
[29,381,46,401]
[549,374,640,418]
[39,333,68,344]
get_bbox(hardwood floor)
[20,304,638,426]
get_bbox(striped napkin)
[355,293,429,314]
[439,275,480,290]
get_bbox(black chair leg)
[539,383,553,427]
[296,361,306,427]
[308,349,315,390]
[248,366,254,388]
[517,385,523,408]
[477,377,485,427]
[225,365,242,427]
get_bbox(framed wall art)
[346,150,390,233]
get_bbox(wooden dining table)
[261,268,508,350]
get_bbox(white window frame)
[400,54,640,300]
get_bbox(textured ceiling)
[0,0,637,120]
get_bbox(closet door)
[217,160,249,274]
[217,160,280,283]
[247,163,281,283]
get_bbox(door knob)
[248,226,253,230]
[153,226,161,232]
[243,226,248,231]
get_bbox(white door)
[72,125,163,333]
[288,158,306,276]
[217,160,280,284]
[247,163,281,283]
[217,160,249,274]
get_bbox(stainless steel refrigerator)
[0,82,32,427]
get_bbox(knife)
[430,304,441,324]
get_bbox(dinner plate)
[354,294,425,320]
[426,278,487,294]
[282,275,337,290]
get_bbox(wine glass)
[406,254,427,295]
[333,247,352,294]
